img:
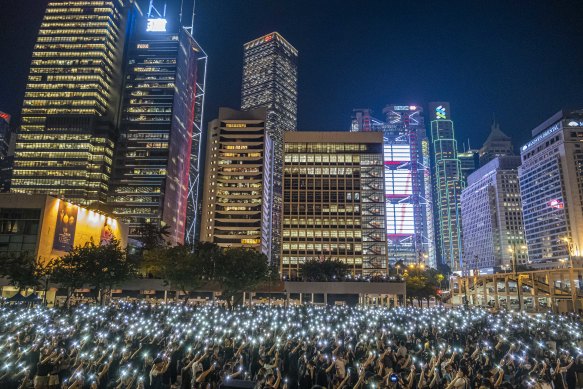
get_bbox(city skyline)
[1,1,583,150]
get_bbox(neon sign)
[146,18,167,32]
[264,34,274,42]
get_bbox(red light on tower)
[0,112,10,123]
[264,34,273,42]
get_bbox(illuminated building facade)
[479,120,514,167]
[12,0,137,205]
[241,32,298,264]
[200,108,273,258]
[109,16,204,244]
[519,109,583,263]
[461,156,527,271]
[429,102,464,270]
[350,106,436,268]
[281,132,387,277]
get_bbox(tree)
[52,239,136,305]
[135,221,170,251]
[404,266,442,307]
[214,247,269,308]
[146,244,208,300]
[299,258,349,281]
[0,252,51,293]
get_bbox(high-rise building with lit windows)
[109,15,205,245]
[281,131,387,277]
[12,0,138,205]
[241,32,298,265]
[200,108,274,259]
[429,102,464,270]
[461,156,526,271]
[519,109,583,264]
[350,106,436,268]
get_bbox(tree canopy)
[299,258,349,281]
[214,247,269,307]
[403,266,443,306]
[51,239,135,304]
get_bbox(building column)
[548,271,556,313]
[493,275,499,309]
[483,277,488,307]
[311,293,314,304]
[299,293,303,305]
[324,293,328,306]
[473,276,479,306]
[530,273,539,312]
[504,276,510,309]
[517,276,524,312]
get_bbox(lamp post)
[559,236,577,312]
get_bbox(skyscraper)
[241,32,298,265]
[461,156,527,271]
[109,13,205,244]
[12,0,137,205]
[429,102,464,270]
[350,106,436,268]
[519,109,583,264]
[281,131,387,276]
[479,120,514,167]
[381,105,436,268]
[200,108,274,258]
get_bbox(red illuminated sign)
[264,34,273,42]
[0,112,10,123]
[548,199,564,209]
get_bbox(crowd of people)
[0,302,581,389]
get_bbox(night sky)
[1,0,583,150]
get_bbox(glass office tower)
[350,106,436,268]
[429,102,464,271]
[110,17,204,244]
[12,0,136,205]
[241,32,298,265]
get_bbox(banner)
[52,201,78,253]
[100,222,114,246]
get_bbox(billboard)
[52,201,78,253]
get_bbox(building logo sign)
[146,18,167,32]
[435,105,447,119]
[567,120,583,127]
[521,122,562,152]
